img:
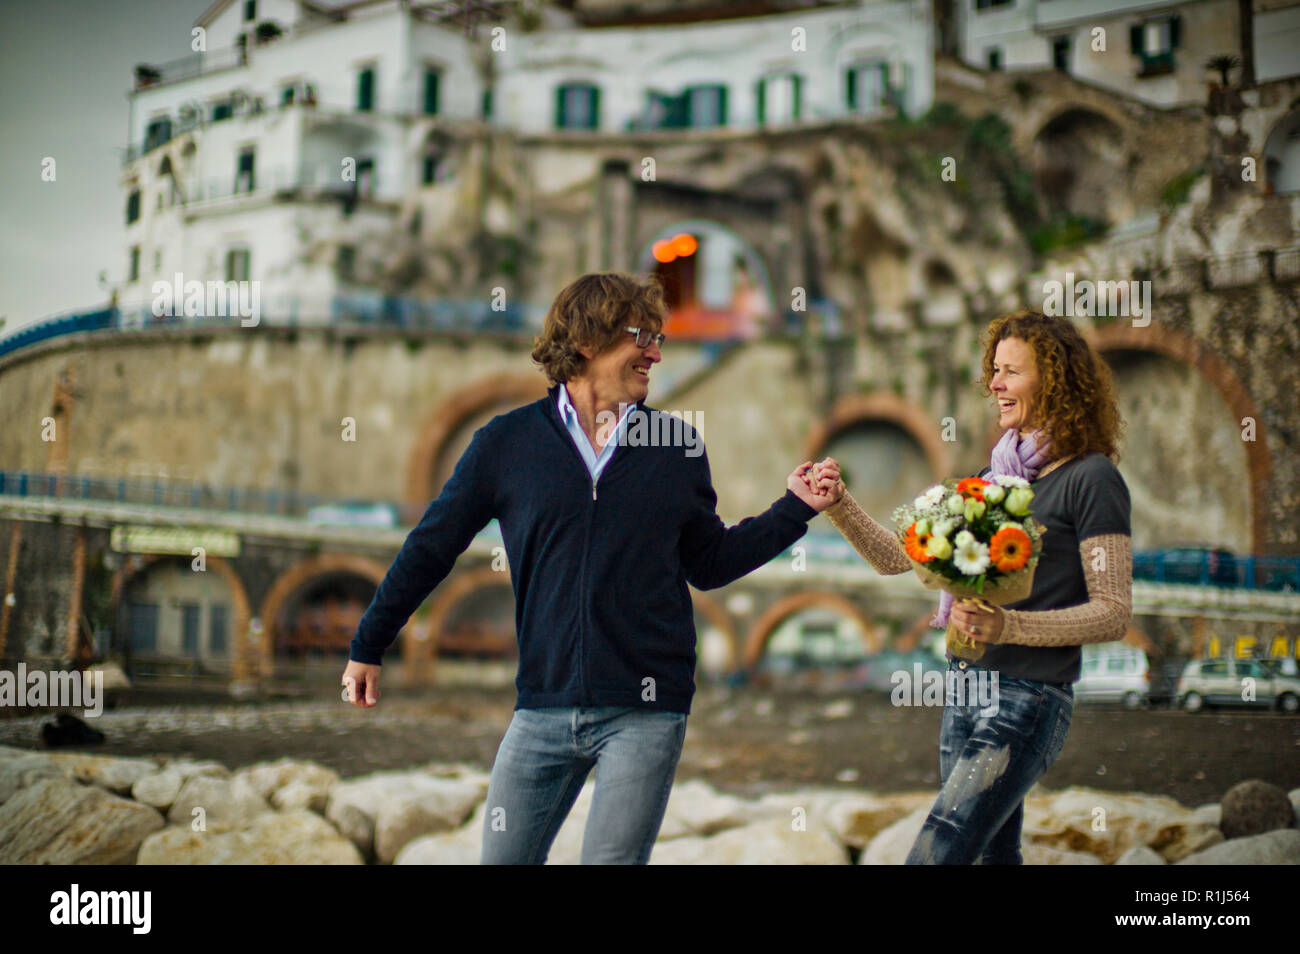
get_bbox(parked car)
[1176,657,1300,713]
[1076,643,1150,709]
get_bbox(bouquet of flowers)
[892,476,1046,661]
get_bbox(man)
[342,271,835,863]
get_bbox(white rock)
[167,774,272,830]
[1115,845,1167,865]
[650,818,848,865]
[1024,787,1219,864]
[860,805,931,865]
[0,777,164,864]
[1289,788,1300,827]
[1021,843,1104,864]
[0,754,70,805]
[159,758,230,780]
[233,758,339,802]
[45,753,160,794]
[327,769,487,865]
[657,779,754,839]
[1190,803,1221,828]
[1176,828,1300,865]
[86,662,131,691]
[396,804,487,865]
[272,779,330,813]
[138,810,363,864]
[131,771,184,811]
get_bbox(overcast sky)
[0,0,212,336]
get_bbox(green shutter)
[792,73,802,120]
[756,77,766,126]
[589,85,600,129]
[424,70,440,115]
[846,68,857,110]
[1169,14,1181,48]
[718,85,727,126]
[555,86,566,128]
[1129,24,1143,54]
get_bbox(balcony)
[133,46,247,92]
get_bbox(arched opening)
[743,591,882,688]
[1263,108,1300,195]
[637,220,775,340]
[112,554,249,679]
[1031,108,1126,224]
[273,571,375,662]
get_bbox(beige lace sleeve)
[997,533,1132,647]
[822,488,913,576]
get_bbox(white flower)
[1005,486,1034,516]
[914,485,946,509]
[954,530,975,548]
[927,534,953,561]
[983,483,1005,504]
[993,475,1030,488]
[946,494,965,514]
[934,518,959,538]
[953,537,991,576]
[998,521,1024,533]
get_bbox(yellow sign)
[110,525,240,557]
[1206,635,1300,660]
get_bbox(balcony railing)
[1133,549,1300,592]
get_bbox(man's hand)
[788,462,837,513]
[341,660,381,708]
[951,599,1005,643]
[808,457,845,505]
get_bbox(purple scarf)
[931,428,1051,628]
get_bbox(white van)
[1077,643,1150,708]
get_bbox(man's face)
[581,327,662,406]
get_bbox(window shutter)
[555,86,566,128]
[792,73,803,120]
[589,85,600,129]
[756,77,766,125]
[1129,24,1143,54]
[718,85,728,126]
[1168,14,1181,48]
[846,68,857,110]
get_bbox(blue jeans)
[480,706,688,864]
[905,661,1073,865]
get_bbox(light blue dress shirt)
[557,383,637,481]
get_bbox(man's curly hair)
[979,310,1124,462]
[531,272,667,384]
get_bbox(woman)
[806,310,1133,865]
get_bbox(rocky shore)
[2,745,1297,864]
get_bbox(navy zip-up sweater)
[349,384,817,713]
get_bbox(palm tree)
[1204,54,1241,87]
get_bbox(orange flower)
[904,523,934,563]
[957,477,989,501]
[989,526,1032,572]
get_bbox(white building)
[117,0,935,325]
[954,0,1300,108]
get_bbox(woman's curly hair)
[979,310,1124,462]
[531,272,667,384]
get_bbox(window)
[423,67,441,115]
[212,99,234,122]
[481,87,494,119]
[337,244,356,281]
[757,73,802,125]
[357,65,375,112]
[686,84,727,128]
[209,604,228,655]
[1130,15,1180,77]
[422,154,439,185]
[1052,35,1070,72]
[128,246,140,282]
[236,147,255,193]
[226,248,250,282]
[1106,656,1128,673]
[127,603,158,652]
[144,117,172,153]
[153,249,162,271]
[846,63,887,113]
[1201,660,1228,677]
[126,190,141,225]
[181,603,201,656]
[986,47,1003,71]
[281,84,296,106]
[355,157,375,197]
[243,0,256,21]
[555,83,600,130]
[974,0,1013,9]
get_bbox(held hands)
[788,457,846,513]
[341,660,381,708]
[950,599,1005,644]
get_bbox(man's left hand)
[788,462,836,513]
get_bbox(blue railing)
[1133,549,1300,592]
[0,469,395,521]
[0,308,117,360]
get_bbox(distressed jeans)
[906,660,1073,865]
[480,706,687,865]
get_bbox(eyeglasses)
[626,326,666,349]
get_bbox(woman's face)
[991,336,1041,433]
